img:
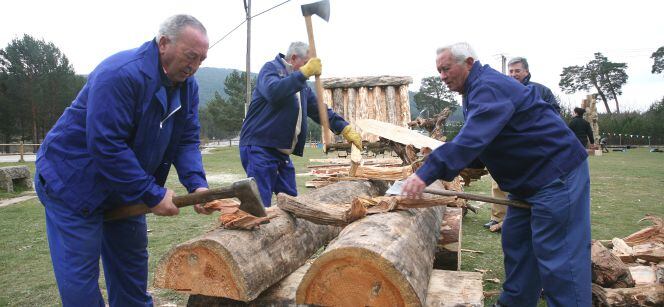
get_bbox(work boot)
[483,220,499,229]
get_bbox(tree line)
[1,35,662,147]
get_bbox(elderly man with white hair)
[401,42,591,307]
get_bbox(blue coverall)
[239,54,348,206]
[416,62,591,307]
[35,39,208,306]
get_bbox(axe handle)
[423,187,531,209]
[304,15,331,147]
[103,186,235,221]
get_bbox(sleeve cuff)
[415,161,442,186]
[141,185,166,208]
[186,179,209,193]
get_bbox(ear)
[464,57,475,68]
[157,36,171,51]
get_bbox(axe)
[104,178,267,221]
[301,0,331,147]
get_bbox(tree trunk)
[434,206,462,270]
[592,79,612,114]
[277,180,388,226]
[296,205,445,306]
[153,208,340,302]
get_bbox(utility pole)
[244,0,251,118]
[500,54,507,74]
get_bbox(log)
[374,86,387,123]
[591,241,635,288]
[153,208,340,302]
[386,85,397,124]
[276,180,387,226]
[332,88,344,118]
[353,164,414,181]
[295,204,445,306]
[627,265,660,285]
[322,76,413,88]
[592,284,664,307]
[425,270,483,307]
[353,195,458,214]
[632,242,664,263]
[359,87,369,121]
[187,263,312,306]
[356,118,444,150]
[189,267,484,307]
[623,215,664,246]
[434,206,462,271]
[398,85,412,127]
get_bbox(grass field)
[0,147,662,306]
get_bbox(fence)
[0,142,40,162]
[600,133,663,147]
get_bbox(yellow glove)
[341,125,363,150]
[299,57,322,78]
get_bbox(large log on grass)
[296,204,445,306]
[277,180,387,226]
[434,206,462,270]
[153,208,339,302]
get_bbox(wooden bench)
[0,166,32,192]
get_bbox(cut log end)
[153,244,243,300]
[296,249,418,307]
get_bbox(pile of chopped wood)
[591,215,664,306]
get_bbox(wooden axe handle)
[423,187,531,209]
[304,15,331,147]
[104,186,235,221]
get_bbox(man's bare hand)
[151,189,179,216]
[192,187,215,215]
[402,174,426,199]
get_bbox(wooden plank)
[322,76,413,88]
[153,208,340,302]
[398,85,412,127]
[296,205,445,306]
[356,118,444,150]
[386,85,397,124]
[425,270,483,307]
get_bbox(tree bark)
[296,205,445,306]
[592,284,664,307]
[153,208,340,302]
[591,241,635,288]
[276,180,388,226]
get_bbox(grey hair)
[286,42,309,59]
[436,42,478,63]
[508,57,529,71]
[158,15,207,43]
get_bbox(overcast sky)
[2,0,663,111]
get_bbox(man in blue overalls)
[401,42,591,307]
[35,15,212,306]
[239,41,362,207]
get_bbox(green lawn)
[0,147,662,306]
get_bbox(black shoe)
[492,301,508,307]
[483,220,499,229]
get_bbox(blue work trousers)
[499,159,591,307]
[35,175,153,307]
[240,145,297,206]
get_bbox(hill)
[194,67,420,119]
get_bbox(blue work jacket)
[239,54,348,156]
[416,62,587,197]
[521,73,561,113]
[36,39,207,214]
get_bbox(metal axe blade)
[301,0,330,21]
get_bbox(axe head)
[301,0,330,22]
[233,177,268,217]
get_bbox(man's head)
[435,42,476,94]
[508,57,529,83]
[285,42,310,70]
[574,107,586,117]
[157,15,209,82]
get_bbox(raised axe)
[104,177,267,221]
[386,180,531,209]
[301,0,331,147]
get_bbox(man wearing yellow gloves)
[239,41,361,206]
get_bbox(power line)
[209,0,291,50]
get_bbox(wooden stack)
[591,215,664,306]
[321,76,412,143]
[155,180,481,306]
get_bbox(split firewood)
[435,206,462,270]
[623,215,664,246]
[611,238,635,263]
[591,241,635,288]
[352,194,458,214]
[204,199,270,230]
[277,180,386,226]
[592,283,664,307]
[632,242,664,263]
[627,265,662,285]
